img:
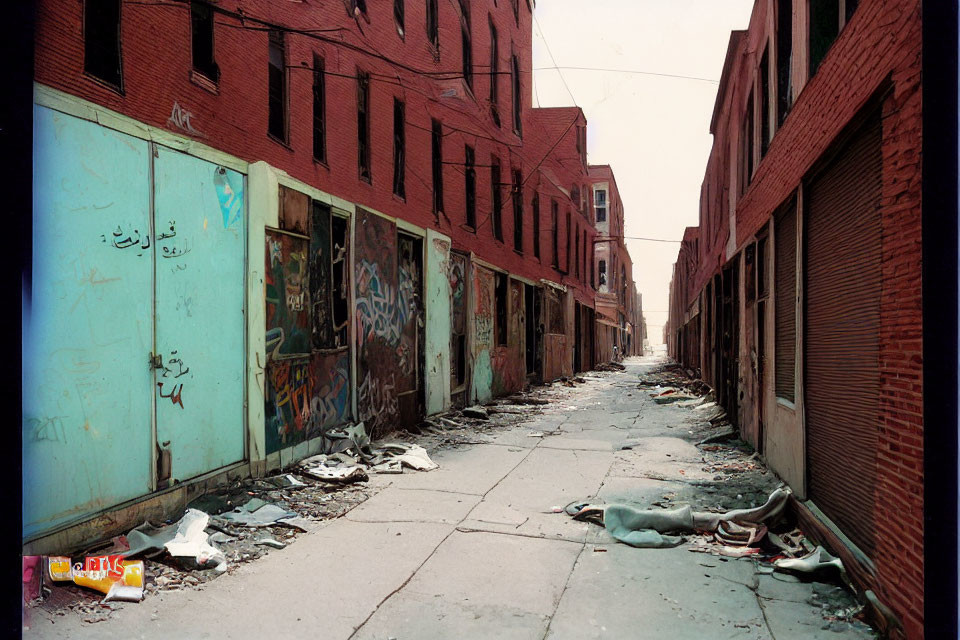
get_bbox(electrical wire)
[533,66,720,84]
[532,13,577,106]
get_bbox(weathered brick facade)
[666,1,924,636]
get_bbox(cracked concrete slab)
[385,444,529,495]
[546,546,769,640]
[347,486,481,524]
[354,530,580,640]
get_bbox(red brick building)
[25,0,618,554]
[665,0,927,636]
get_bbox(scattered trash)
[461,406,489,420]
[220,503,299,529]
[254,537,287,549]
[267,474,307,490]
[47,555,145,602]
[595,362,626,372]
[774,545,844,578]
[299,456,370,484]
[527,432,545,438]
[23,556,42,603]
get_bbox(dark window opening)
[313,54,326,163]
[745,242,757,305]
[599,259,608,286]
[759,46,770,158]
[551,199,559,268]
[595,188,607,222]
[465,145,476,228]
[332,216,349,346]
[489,18,500,127]
[426,0,439,47]
[511,0,519,26]
[565,209,572,272]
[431,119,444,214]
[511,54,522,135]
[394,0,405,35]
[809,0,839,77]
[776,0,793,127]
[84,0,123,89]
[495,273,508,346]
[582,236,587,285]
[574,227,580,279]
[460,0,472,89]
[571,185,580,213]
[757,233,769,298]
[191,1,219,83]
[354,0,367,14]
[491,156,503,241]
[845,0,859,22]
[512,169,523,252]
[532,192,540,258]
[393,99,406,198]
[357,71,371,182]
[455,334,466,385]
[739,90,754,196]
[268,30,287,142]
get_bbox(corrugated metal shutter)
[804,109,882,556]
[774,195,797,402]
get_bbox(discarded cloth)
[566,487,792,549]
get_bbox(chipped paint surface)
[425,230,452,415]
[471,265,496,403]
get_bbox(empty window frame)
[432,119,444,213]
[574,226,580,279]
[489,18,500,127]
[511,54,522,135]
[599,259,607,286]
[532,192,541,259]
[809,0,839,77]
[594,188,606,222]
[582,235,587,285]
[494,273,508,346]
[465,145,477,229]
[84,0,123,89]
[551,200,559,268]
[511,0,519,27]
[313,54,326,163]
[565,209,572,272]
[191,1,219,83]
[393,99,406,198]
[357,71,371,182]
[739,90,754,196]
[776,0,793,126]
[491,156,503,241]
[268,30,288,142]
[426,0,439,47]
[394,0,405,36]
[571,185,580,213]
[757,232,769,299]
[460,0,473,89]
[512,169,523,252]
[759,45,771,158]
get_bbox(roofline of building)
[710,30,747,135]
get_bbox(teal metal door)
[25,106,155,538]
[153,148,246,483]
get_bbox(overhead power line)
[532,13,577,107]
[533,66,720,84]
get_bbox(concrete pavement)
[25,356,874,639]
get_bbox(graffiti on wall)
[354,209,400,436]
[167,101,203,137]
[265,231,311,358]
[307,351,351,437]
[156,350,191,409]
[213,168,243,229]
[473,266,495,349]
[265,358,311,453]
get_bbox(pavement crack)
[540,539,587,640]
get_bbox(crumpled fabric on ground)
[566,487,792,549]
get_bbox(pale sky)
[531,0,755,346]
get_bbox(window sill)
[83,72,124,97]
[462,224,477,233]
[513,248,523,256]
[313,158,330,170]
[189,70,219,95]
[392,193,407,204]
[267,133,294,152]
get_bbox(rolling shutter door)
[774,195,797,402]
[804,109,882,556]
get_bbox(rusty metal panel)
[774,195,797,402]
[279,184,309,235]
[804,109,882,556]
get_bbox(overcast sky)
[531,0,754,346]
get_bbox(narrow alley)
[25,356,873,639]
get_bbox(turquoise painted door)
[25,106,154,538]
[152,148,246,482]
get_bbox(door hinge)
[149,352,163,369]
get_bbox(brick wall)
[684,0,924,635]
[34,0,597,308]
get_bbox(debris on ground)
[461,406,489,420]
[595,361,627,372]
